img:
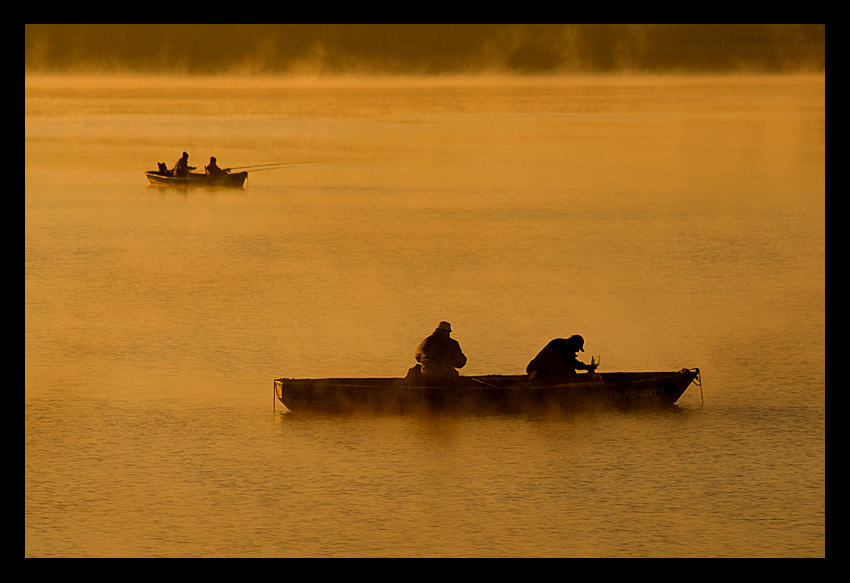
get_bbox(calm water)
[25,74,825,557]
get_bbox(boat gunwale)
[275,369,699,390]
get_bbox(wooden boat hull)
[274,369,701,414]
[145,171,248,188]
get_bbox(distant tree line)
[24,24,825,75]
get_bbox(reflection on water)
[25,74,824,557]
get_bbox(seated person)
[205,156,227,176]
[413,321,467,383]
[172,152,195,177]
[526,334,597,385]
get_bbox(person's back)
[205,157,225,176]
[526,338,576,384]
[172,152,193,177]
[415,322,467,382]
[526,334,594,385]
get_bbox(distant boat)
[145,170,248,188]
[274,368,702,414]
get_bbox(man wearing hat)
[526,334,597,385]
[171,151,195,177]
[414,321,467,383]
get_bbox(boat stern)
[274,378,287,410]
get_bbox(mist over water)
[25,24,825,76]
[25,71,824,557]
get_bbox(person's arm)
[453,341,467,369]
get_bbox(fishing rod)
[226,162,301,171]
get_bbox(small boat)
[145,170,248,188]
[274,368,702,414]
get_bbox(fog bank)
[25,24,825,76]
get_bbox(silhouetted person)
[205,156,226,176]
[415,321,467,383]
[526,334,597,385]
[172,152,195,177]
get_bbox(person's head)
[182,152,189,159]
[566,334,584,353]
[435,321,452,335]
[210,157,216,164]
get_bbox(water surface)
[25,74,825,557]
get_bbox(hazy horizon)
[25,24,825,77]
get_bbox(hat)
[436,321,452,332]
[567,334,585,351]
